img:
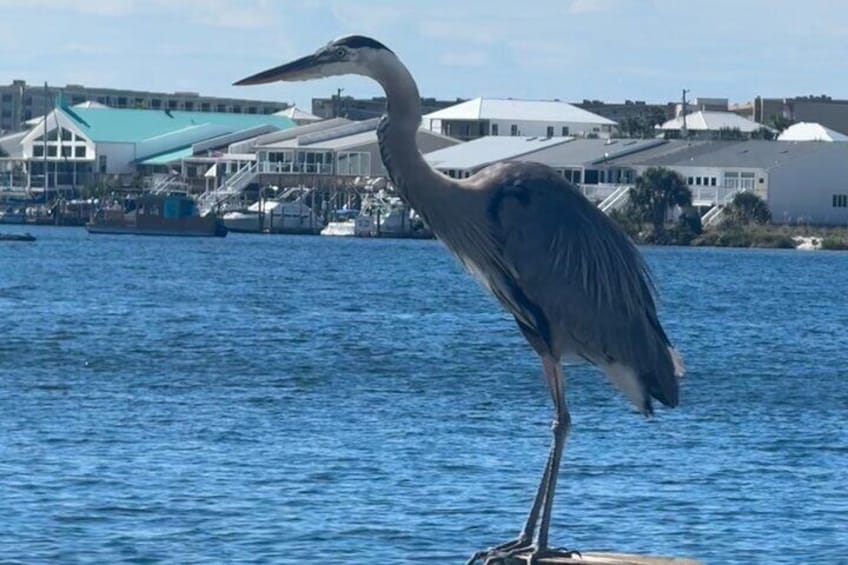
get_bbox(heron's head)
[234,35,394,85]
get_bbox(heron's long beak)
[233,53,320,85]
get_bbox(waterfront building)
[423,137,848,226]
[0,102,294,193]
[753,95,848,134]
[0,79,287,134]
[422,97,617,141]
[656,110,770,139]
[311,94,462,120]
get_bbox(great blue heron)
[235,35,685,565]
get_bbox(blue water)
[1,226,847,564]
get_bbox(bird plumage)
[235,34,684,563]
[439,161,681,414]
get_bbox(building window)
[168,100,178,109]
[201,102,210,111]
[75,146,86,158]
[687,177,694,185]
[546,126,554,137]
[117,96,127,107]
[47,146,57,157]
[247,106,257,114]
[562,126,569,136]
[491,124,498,135]
[833,194,848,208]
[33,145,44,157]
[184,101,194,111]
[695,177,702,186]
[711,177,717,186]
[217,104,226,112]
[510,124,518,136]
[151,99,162,109]
[98,155,107,173]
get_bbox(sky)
[1,0,847,109]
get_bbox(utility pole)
[335,87,345,118]
[681,88,690,140]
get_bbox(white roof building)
[777,122,848,142]
[423,97,618,141]
[658,110,768,137]
[274,106,323,125]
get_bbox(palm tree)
[629,167,693,235]
[725,191,771,225]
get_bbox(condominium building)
[0,80,288,133]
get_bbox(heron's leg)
[467,356,573,565]
[465,450,554,564]
[534,355,571,552]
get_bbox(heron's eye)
[335,48,346,58]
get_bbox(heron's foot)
[523,547,582,565]
[465,535,533,565]
[469,544,582,565]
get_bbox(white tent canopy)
[777,122,848,142]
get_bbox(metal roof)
[658,111,766,133]
[602,139,845,170]
[423,137,667,171]
[424,136,572,170]
[423,97,617,125]
[138,146,193,165]
[61,106,295,143]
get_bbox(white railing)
[150,174,183,194]
[699,186,750,227]
[580,183,628,204]
[690,185,750,207]
[701,205,725,227]
[258,161,334,175]
[197,161,259,214]
[598,185,632,214]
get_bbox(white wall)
[489,119,613,139]
[768,149,848,225]
[97,143,137,174]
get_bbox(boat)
[86,193,227,237]
[354,194,434,239]
[320,208,360,237]
[0,232,35,242]
[223,193,322,234]
[0,207,27,224]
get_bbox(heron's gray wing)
[474,162,680,411]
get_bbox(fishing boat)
[223,195,322,234]
[86,193,227,238]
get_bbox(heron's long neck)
[371,55,450,216]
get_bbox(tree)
[629,167,693,236]
[769,115,795,133]
[725,191,771,225]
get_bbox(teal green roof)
[63,106,295,143]
[138,146,194,165]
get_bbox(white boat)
[223,195,322,234]
[355,194,433,238]
[0,207,26,224]
[320,219,357,237]
[320,208,359,237]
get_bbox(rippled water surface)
[2,226,847,564]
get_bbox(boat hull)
[86,216,227,238]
